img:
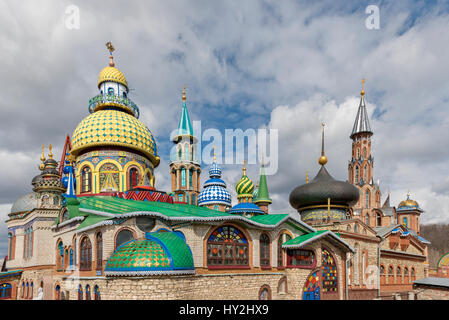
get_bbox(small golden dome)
[71,110,159,167]
[98,66,128,89]
[318,155,328,166]
[398,193,419,209]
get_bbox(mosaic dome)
[70,110,159,166]
[104,232,194,276]
[98,66,128,89]
[11,192,39,214]
[198,161,231,207]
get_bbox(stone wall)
[414,286,449,300]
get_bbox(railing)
[88,94,140,118]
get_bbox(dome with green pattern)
[235,164,254,199]
[104,231,194,276]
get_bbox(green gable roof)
[255,164,271,204]
[282,230,353,252]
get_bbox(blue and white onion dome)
[198,161,231,206]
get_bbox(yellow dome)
[71,110,159,167]
[398,197,419,209]
[98,66,128,89]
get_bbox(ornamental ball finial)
[106,41,115,67]
[361,78,366,96]
[182,85,186,102]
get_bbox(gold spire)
[318,122,328,166]
[243,159,247,175]
[306,170,309,183]
[361,78,366,96]
[40,144,46,163]
[48,144,53,159]
[182,85,186,102]
[213,145,216,162]
[106,41,115,67]
[261,152,265,166]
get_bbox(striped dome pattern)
[236,174,254,196]
[71,110,159,166]
[98,66,128,89]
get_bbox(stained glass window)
[80,237,92,271]
[287,249,315,267]
[81,167,92,193]
[85,285,91,300]
[78,285,83,300]
[321,248,338,292]
[260,234,270,267]
[303,271,320,300]
[94,285,101,300]
[69,249,74,268]
[207,225,248,267]
[55,285,60,300]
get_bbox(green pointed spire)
[254,161,271,204]
[175,86,194,138]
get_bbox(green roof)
[249,214,288,225]
[282,230,353,252]
[177,101,193,137]
[282,230,328,247]
[148,232,194,269]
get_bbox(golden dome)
[98,66,128,89]
[70,110,159,167]
[398,193,419,209]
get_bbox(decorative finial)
[306,170,309,184]
[40,144,46,163]
[318,122,328,166]
[48,144,53,159]
[106,41,115,67]
[182,85,186,102]
[261,152,265,166]
[361,78,366,96]
[407,190,411,199]
[243,159,247,175]
[213,145,216,162]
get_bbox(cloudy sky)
[1,0,449,257]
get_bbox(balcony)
[89,93,140,118]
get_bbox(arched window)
[57,241,64,271]
[81,167,92,193]
[259,234,270,267]
[115,229,134,249]
[55,285,60,300]
[85,285,91,300]
[277,233,292,268]
[363,148,367,158]
[69,249,74,269]
[322,248,338,292]
[128,168,139,190]
[181,168,186,187]
[287,249,315,267]
[178,147,182,160]
[179,194,184,202]
[78,285,83,300]
[80,237,92,271]
[186,193,190,205]
[388,266,394,284]
[8,232,13,260]
[99,163,120,192]
[411,268,416,281]
[354,243,360,285]
[365,214,370,226]
[25,282,29,299]
[404,267,409,283]
[355,166,359,184]
[30,282,33,299]
[0,283,12,299]
[96,232,103,271]
[365,190,370,208]
[403,217,408,228]
[346,225,351,232]
[21,282,24,298]
[354,224,359,233]
[396,266,402,284]
[189,169,193,188]
[258,285,271,300]
[377,213,382,226]
[94,285,101,300]
[278,277,287,294]
[123,91,127,99]
[185,144,189,160]
[207,225,249,267]
[191,194,196,205]
[108,87,114,95]
[364,165,368,181]
[53,196,59,205]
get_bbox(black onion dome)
[289,166,359,210]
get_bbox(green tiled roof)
[282,230,353,252]
[249,214,289,225]
[282,230,328,246]
[105,232,194,276]
[255,164,271,204]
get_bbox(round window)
[136,216,156,232]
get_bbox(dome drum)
[89,93,140,118]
